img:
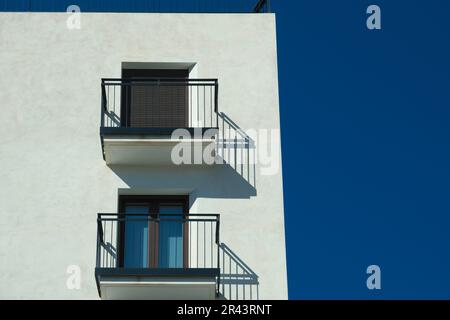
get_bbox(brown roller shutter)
[121,69,189,128]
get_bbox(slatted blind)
[121,69,189,128]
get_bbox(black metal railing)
[96,213,220,289]
[254,0,270,13]
[101,78,219,133]
[1,0,270,13]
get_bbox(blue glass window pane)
[124,206,149,268]
[158,205,184,268]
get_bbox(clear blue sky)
[274,0,450,299]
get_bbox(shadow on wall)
[97,240,260,300]
[105,114,259,299]
[99,240,117,268]
[217,112,257,189]
[110,163,256,200]
[105,110,120,127]
[105,111,257,191]
[218,243,259,300]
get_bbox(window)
[120,69,189,128]
[118,195,189,268]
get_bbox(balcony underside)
[101,127,217,166]
[95,268,220,300]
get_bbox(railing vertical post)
[126,82,129,128]
[101,81,106,128]
[215,81,219,128]
[96,216,102,268]
[216,216,221,296]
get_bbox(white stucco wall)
[0,13,287,299]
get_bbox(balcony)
[100,78,219,165]
[95,213,220,300]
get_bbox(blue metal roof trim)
[0,0,264,13]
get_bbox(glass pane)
[158,205,184,268]
[124,206,149,268]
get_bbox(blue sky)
[274,0,450,299]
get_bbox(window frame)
[117,195,190,268]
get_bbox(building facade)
[0,0,287,300]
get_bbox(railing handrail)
[101,78,218,89]
[102,78,219,87]
[102,77,218,82]
[97,213,220,218]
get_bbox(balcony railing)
[1,0,270,13]
[254,0,271,13]
[95,213,221,295]
[100,78,219,135]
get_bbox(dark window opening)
[120,69,189,128]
